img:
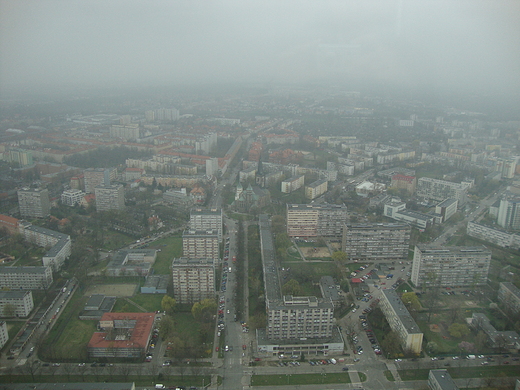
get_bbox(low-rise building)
[305,179,328,200]
[428,369,459,390]
[380,289,423,355]
[467,221,520,249]
[0,290,34,317]
[106,249,157,277]
[140,275,169,294]
[88,312,155,358]
[435,198,458,222]
[61,189,85,206]
[471,313,520,351]
[79,294,116,320]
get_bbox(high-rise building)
[205,158,219,177]
[17,188,50,218]
[411,244,491,287]
[109,123,140,140]
[84,168,117,193]
[8,148,33,167]
[497,192,520,229]
[94,184,125,212]
[286,203,348,238]
[189,208,223,241]
[342,223,411,261]
[171,257,215,304]
[498,282,520,316]
[0,321,8,349]
[182,229,220,259]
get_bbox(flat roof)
[429,369,459,390]
[172,257,215,266]
[0,266,49,274]
[500,282,520,300]
[0,290,30,299]
[382,289,422,335]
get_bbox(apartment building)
[0,214,19,234]
[286,203,348,238]
[267,296,334,340]
[281,175,305,194]
[305,179,328,200]
[498,282,520,316]
[411,245,491,287]
[435,198,458,222]
[84,167,117,194]
[428,370,459,390]
[182,229,220,259]
[17,188,50,218]
[95,184,125,211]
[342,223,411,261]
[0,266,53,290]
[61,189,85,206]
[18,222,71,271]
[109,123,140,140]
[416,177,468,206]
[0,290,34,317]
[189,208,223,241]
[467,221,520,249]
[171,257,215,304]
[497,192,520,229]
[390,174,417,194]
[0,321,8,349]
[380,289,423,355]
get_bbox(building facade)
[428,369,459,390]
[61,189,85,206]
[380,289,423,355]
[497,193,520,229]
[0,290,34,317]
[498,282,520,316]
[305,179,328,200]
[342,223,411,261]
[171,257,215,304]
[182,229,220,259]
[0,266,53,290]
[95,184,125,211]
[411,245,491,287]
[286,204,348,238]
[0,321,8,349]
[189,208,223,241]
[281,175,305,194]
[17,188,51,218]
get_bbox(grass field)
[398,365,520,381]
[149,235,182,274]
[251,372,352,386]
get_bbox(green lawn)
[398,365,520,381]
[383,370,395,381]
[150,235,183,274]
[130,293,165,312]
[102,231,135,251]
[251,372,352,386]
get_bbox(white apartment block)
[286,204,348,238]
[380,289,423,355]
[0,266,53,290]
[498,282,520,316]
[189,208,223,241]
[305,179,328,200]
[466,221,520,249]
[182,229,220,259]
[171,257,215,304]
[411,245,491,287]
[17,188,50,218]
[416,177,469,206]
[435,198,458,222]
[342,223,411,261]
[0,321,8,349]
[0,290,34,317]
[109,123,140,140]
[95,184,125,211]
[18,222,71,271]
[61,189,85,206]
[267,296,334,340]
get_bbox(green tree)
[282,279,304,296]
[191,298,217,323]
[331,251,348,263]
[161,295,177,315]
[401,292,421,312]
[448,323,470,339]
[381,331,401,358]
[271,215,286,234]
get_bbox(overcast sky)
[1,0,520,97]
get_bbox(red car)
[242,345,247,350]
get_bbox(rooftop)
[382,289,422,335]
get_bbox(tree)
[448,323,470,339]
[282,279,304,296]
[159,315,175,341]
[401,292,421,312]
[381,331,402,358]
[474,331,488,352]
[426,341,438,355]
[161,295,177,315]
[331,251,348,263]
[458,341,475,353]
[191,299,217,323]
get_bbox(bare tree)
[117,364,133,382]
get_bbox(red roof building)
[88,312,156,358]
[0,214,19,234]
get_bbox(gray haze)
[1,0,520,96]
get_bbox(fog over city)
[1,0,520,101]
